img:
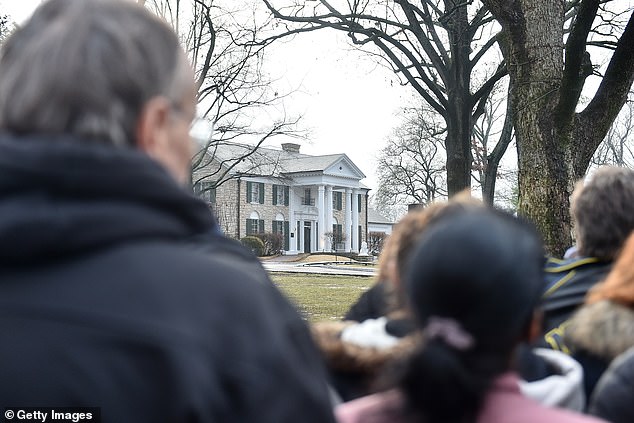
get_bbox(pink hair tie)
[424,316,474,350]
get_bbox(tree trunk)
[460,0,634,255]
[444,0,474,197]
[497,0,572,256]
[445,105,472,196]
[482,94,514,205]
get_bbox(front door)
[304,224,311,253]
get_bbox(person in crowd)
[336,208,604,423]
[563,231,634,398]
[588,345,634,423]
[0,1,336,422]
[315,199,478,401]
[542,166,634,350]
[318,198,586,411]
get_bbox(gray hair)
[0,0,187,147]
[572,166,634,260]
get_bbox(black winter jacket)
[540,257,611,350]
[0,135,336,423]
[589,346,634,422]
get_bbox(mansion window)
[272,185,290,206]
[246,181,264,204]
[302,188,314,206]
[246,218,264,235]
[332,223,344,250]
[193,181,216,204]
[272,220,284,234]
[333,191,343,211]
[272,216,290,251]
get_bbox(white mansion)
[193,142,370,255]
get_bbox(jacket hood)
[0,134,217,265]
[519,348,585,411]
[312,319,419,376]
[564,300,634,361]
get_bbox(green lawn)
[270,272,374,322]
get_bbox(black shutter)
[258,219,264,233]
[358,195,361,212]
[284,186,289,206]
[246,182,252,203]
[284,221,290,250]
[272,185,278,205]
[259,183,265,204]
[337,192,342,210]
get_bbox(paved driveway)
[262,261,376,277]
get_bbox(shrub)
[367,232,388,256]
[240,236,265,257]
[254,232,284,256]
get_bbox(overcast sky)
[1,0,416,191]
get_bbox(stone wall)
[212,179,240,238]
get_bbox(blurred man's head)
[571,166,634,261]
[0,0,195,183]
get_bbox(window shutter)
[272,185,278,205]
[246,219,251,236]
[337,192,342,210]
[284,221,290,250]
[258,219,264,233]
[246,182,252,203]
[358,195,361,212]
[284,186,289,206]
[259,183,265,204]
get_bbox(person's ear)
[135,96,171,157]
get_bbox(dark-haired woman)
[336,208,605,423]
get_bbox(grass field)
[270,272,374,322]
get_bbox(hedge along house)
[193,142,370,255]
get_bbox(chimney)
[281,143,301,153]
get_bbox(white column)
[352,189,360,252]
[345,188,352,252]
[299,219,305,253]
[325,186,333,251]
[317,185,325,252]
[287,187,297,254]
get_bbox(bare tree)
[262,0,509,197]
[377,83,514,209]
[367,231,388,256]
[375,104,447,209]
[482,0,634,255]
[591,95,634,168]
[145,0,304,194]
[471,82,515,204]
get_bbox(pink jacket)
[336,372,607,423]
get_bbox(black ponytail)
[398,340,511,423]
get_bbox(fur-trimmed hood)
[312,318,419,377]
[564,300,634,361]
